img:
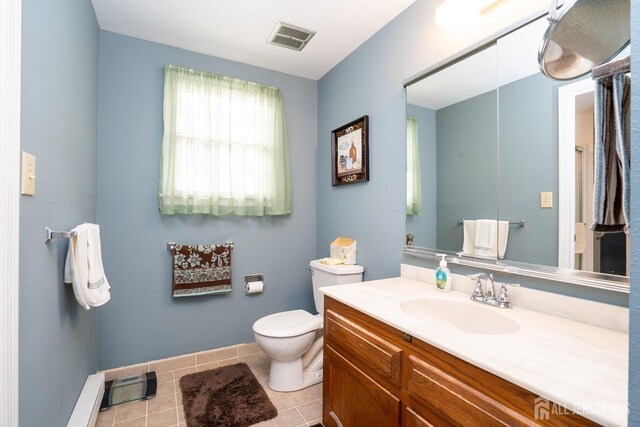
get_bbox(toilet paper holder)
[244,274,265,295]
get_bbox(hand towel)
[474,219,497,258]
[64,224,111,310]
[592,72,630,234]
[497,220,509,259]
[462,220,476,255]
[172,244,232,297]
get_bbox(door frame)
[557,78,594,270]
[0,0,22,424]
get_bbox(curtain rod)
[592,56,631,79]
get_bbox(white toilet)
[252,259,364,392]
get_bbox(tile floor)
[95,343,323,427]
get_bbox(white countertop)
[320,277,629,427]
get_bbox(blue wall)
[498,73,560,266]
[20,0,99,425]
[316,1,435,281]
[406,104,437,248]
[436,90,499,252]
[628,0,639,423]
[96,32,318,369]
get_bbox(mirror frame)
[402,11,630,294]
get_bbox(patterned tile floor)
[95,343,323,427]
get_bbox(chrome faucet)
[467,273,519,308]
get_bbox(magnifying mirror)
[538,0,630,80]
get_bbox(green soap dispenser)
[435,254,452,292]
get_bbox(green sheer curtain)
[406,116,422,215]
[159,65,291,216]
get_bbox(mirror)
[405,16,630,282]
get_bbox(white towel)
[473,219,509,259]
[462,220,476,255]
[64,223,111,310]
[497,220,509,259]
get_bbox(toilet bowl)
[252,260,364,392]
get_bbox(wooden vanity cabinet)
[322,296,599,427]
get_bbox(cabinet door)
[404,407,435,427]
[324,345,400,427]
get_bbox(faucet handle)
[467,273,485,301]
[496,282,520,308]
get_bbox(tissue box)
[330,237,357,265]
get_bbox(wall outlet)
[540,191,553,208]
[21,152,36,196]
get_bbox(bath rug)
[179,362,277,427]
[171,243,232,297]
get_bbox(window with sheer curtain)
[159,65,291,216]
[406,116,422,215]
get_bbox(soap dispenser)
[435,254,452,292]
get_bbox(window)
[159,65,291,216]
[406,115,422,215]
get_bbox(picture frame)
[331,115,369,186]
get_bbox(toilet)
[252,259,364,392]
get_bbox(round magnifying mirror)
[539,0,630,81]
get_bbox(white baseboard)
[67,373,105,427]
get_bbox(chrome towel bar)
[44,227,77,243]
[458,219,525,227]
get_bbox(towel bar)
[458,219,525,227]
[166,241,234,253]
[44,227,77,243]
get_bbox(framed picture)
[331,115,369,186]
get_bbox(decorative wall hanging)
[331,115,369,186]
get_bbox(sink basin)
[399,298,520,335]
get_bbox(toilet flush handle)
[307,268,314,275]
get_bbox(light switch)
[21,152,36,196]
[540,191,553,208]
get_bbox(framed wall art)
[331,115,369,186]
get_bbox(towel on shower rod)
[64,223,111,310]
[592,72,630,234]
[171,244,232,297]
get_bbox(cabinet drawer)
[408,355,536,427]
[326,309,402,387]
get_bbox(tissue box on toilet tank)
[330,237,357,265]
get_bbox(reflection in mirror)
[406,44,499,254]
[405,16,630,279]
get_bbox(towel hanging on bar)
[591,70,630,234]
[169,243,233,297]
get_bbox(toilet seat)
[253,310,322,338]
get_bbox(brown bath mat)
[179,362,277,427]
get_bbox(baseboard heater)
[67,373,105,427]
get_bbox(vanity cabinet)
[322,296,599,427]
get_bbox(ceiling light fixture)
[435,0,506,30]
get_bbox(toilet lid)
[253,310,322,338]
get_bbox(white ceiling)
[91,0,416,81]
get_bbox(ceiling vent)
[268,22,316,52]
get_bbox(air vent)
[268,22,316,52]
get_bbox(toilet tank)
[309,259,364,314]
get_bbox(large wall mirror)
[405,16,630,290]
